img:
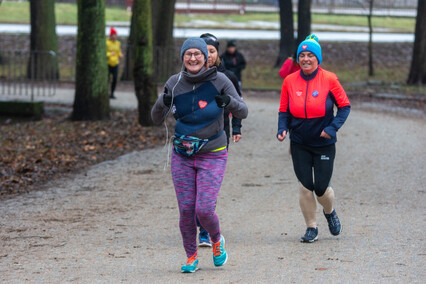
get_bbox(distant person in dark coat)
[220,40,246,87]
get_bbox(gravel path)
[1,97,425,283]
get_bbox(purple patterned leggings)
[171,149,228,258]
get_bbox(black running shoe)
[300,227,318,243]
[323,209,342,236]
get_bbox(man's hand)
[277,130,287,141]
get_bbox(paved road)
[0,96,425,282]
[0,24,414,42]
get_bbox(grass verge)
[175,13,414,32]
[0,1,415,33]
[243,65,424,96]
[0,2,131,25]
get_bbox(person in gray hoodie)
[151,37,248,273]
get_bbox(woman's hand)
[233,134,242,143]
[277,130,287,141]
[163,90,172,107]
[320,130,331,139]
[215,93,230,108]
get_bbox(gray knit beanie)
[180,37,208,61]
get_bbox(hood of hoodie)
[182,66,217,83]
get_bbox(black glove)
[162,87,172,107]
[215,93,230,108]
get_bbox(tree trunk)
[274,0,295,68]
[152,0,176,82]
[122,0,176,82]
[132,0,157,126]
[367,0,374,77]
[121,9,136,81]
[29,0,59,80]
[121,0,136,82]
[152,0,175,48]
[407,0,426,85]
[297,0,311,46]
[72,0,109,121]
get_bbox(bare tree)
[351,0,375,76]
[152,0,176,48]
[121,12,136,81]
[366,0,374,76]
[296,0,311,45]
[131,0,157,126]
[29,0,59,80]
[152,0,176,82]
[407,0,426,85]
[122,0,176,82]
[275,0,295,68]
[72,0,109,121]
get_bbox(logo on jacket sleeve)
[312,90,319,98]
[198,100,208,109]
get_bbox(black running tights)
[290,141,336,197]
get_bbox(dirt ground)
[0,96,425,283]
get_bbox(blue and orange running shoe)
[212,235,228,267]
[181,252,199,273]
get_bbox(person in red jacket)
[277,34,350,243]
[278,51,300,80]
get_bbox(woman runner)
[277,34,350,243]
[151,38,248,272]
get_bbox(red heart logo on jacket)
[302,45,308,49]
[199,100,208,109]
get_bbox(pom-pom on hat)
[297,34,322,64]
[110,27,117,36]
[180,37,208,62]
[200,33,220,53]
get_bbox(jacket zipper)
[304,80,309,118]
[192,83,196,113]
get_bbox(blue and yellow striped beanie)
[297,34,322,64]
